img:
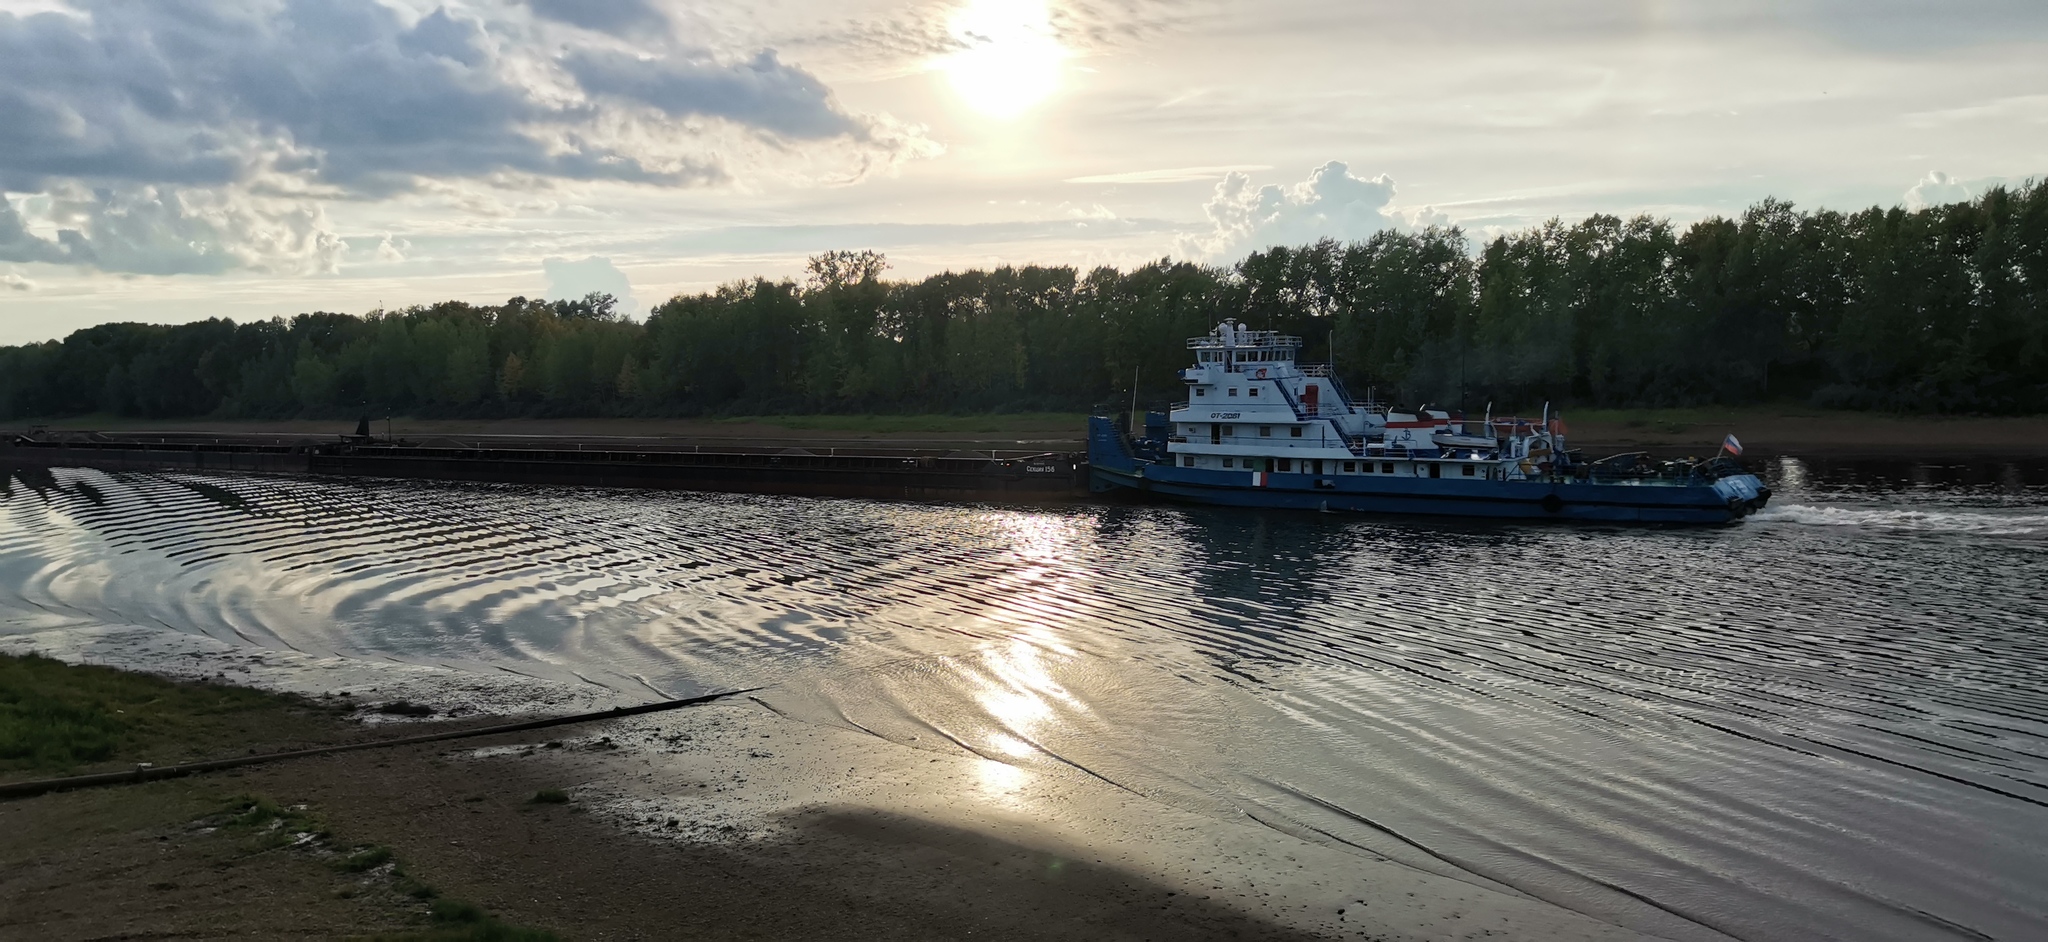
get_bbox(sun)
[941,0,1065,119]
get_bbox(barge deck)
[1,430,1089,502]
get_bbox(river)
[2,456,2044,942]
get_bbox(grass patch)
[337,845,397,873]
[529,788,569,805]
[716,412,1087,435]
[0,652,327,776]
[350,897,561,941]
[219,794,329,851]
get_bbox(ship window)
[1249,387,1259,396]
[1259,426,1271,437]
[1183,455,1195,467]
[1290,426,1302,437]
[1462,464,1475,476]
[1382,462,1395,474]
[1228,388,1238,397]
[1195,388,1206,397]
[1343,461,1355,473]
[1223,457,1234,468]
[1277,458,1293,472]
[1221,425,1233,436]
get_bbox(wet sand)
[2,627,1674,942]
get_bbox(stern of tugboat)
[1712,472,1771,518]
[1087,415,1146,494]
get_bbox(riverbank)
[23,406,2048,456]
[1,636,1677,942]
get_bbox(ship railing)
[1188,333,1303,349]
[1298,363,1332,377]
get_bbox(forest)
[1,180,2043,420]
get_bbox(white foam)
[1753,503,2048,538]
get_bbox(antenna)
[1128,365,1141,437]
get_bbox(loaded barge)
[1090,320,1772,524]
[1,429,1087,501]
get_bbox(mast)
[1129,364,1140,437]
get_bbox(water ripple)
[2,458,2046,941]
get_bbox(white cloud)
[3,186,345,276]
[1065,164,1272,185]
[1904,170,1973,210]
[1184,161,1406,259]
[0,0,930,278]
[543,255,637,314]
[1,272,31,291]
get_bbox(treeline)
[2,182,2044,420]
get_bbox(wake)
[1754,503,2048,538]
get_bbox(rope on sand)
[0,686,764,801]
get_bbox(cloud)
[524,0,670,37]
[565,49,868,140]
[544,255,637,313]
[1,272,32,291]
[0,196,71,265]
[0,0,914,275]
[1904,170,1973,210]
[1066,164,1272,185]
[372,235,410,264]
[2,186,345,276]
[1185,161,1406,258]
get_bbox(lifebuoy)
[1256,367,1268,379]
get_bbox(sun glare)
[942,0,1065,119]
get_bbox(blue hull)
[1087,417,1764,524]
[1091,464,1755,524]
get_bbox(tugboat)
[1089,320,1770,523]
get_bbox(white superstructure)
[1165,320,1565,482]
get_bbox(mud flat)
[2,627,1679,942]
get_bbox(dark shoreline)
[7,418,2043,510]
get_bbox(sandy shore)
[26,408,2048,457]
[2,625,1682,942]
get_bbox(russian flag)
[1721,434,1743,456]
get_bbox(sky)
[1,0,2045,343]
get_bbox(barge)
[1,430,1087,502]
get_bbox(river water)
[3,457,2045,942]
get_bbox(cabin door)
[1302,384,1320,415]
[1210,424,1221,445]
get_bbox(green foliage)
[338,845,397,873]
[351,896,562,941]
[3,183,2044,417]
[221,794,329,851]
[0,652,293,774]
